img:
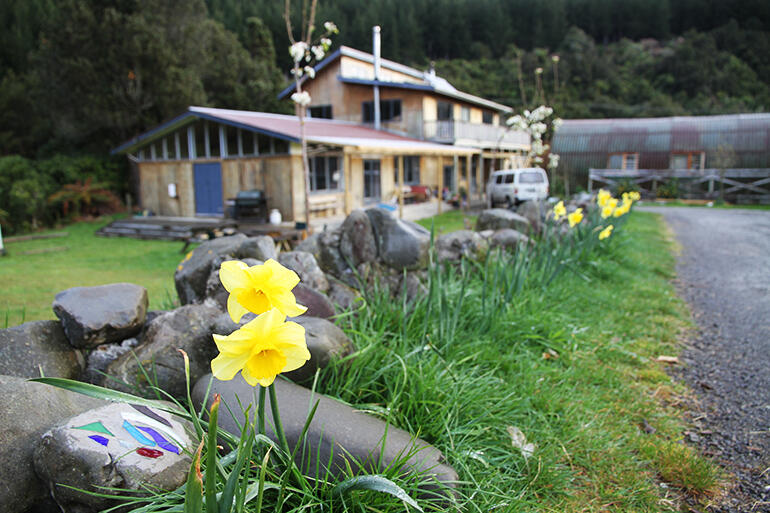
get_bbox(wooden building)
[112,107,478,221]
[279,45,530,194]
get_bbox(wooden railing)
[588,168,770,203]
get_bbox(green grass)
[0,216,184,326]
[415,209,478,234]
[308,210,723,512]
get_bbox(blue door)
[194,163,223,216]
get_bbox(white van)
[487,167,549,208]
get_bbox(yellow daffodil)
[598,225,614,240]
[553,200,566,220]
[613,199,632,217]
[628,191,641,201]
[568,208,584,227]
[220,259,307,323]
[622,192,630,202]
[601,197,618,219]
[211,308,309,387]
[597,189,611,207]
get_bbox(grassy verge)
[0,216,183,326]
[415,209,477,234]
[639,199,770,210]
[313,211,722,511]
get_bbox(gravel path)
[641,206,770,512]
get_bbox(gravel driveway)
[641,206,770,512]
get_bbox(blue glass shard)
[88,435,109,447]
[137,426,180,454]
[122,420,155,446]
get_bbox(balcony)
[423,120,529,150]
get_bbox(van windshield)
[519,171,544,184]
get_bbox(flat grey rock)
[0,375,107,513]
[34,402,193,513]
[278,251,329,293]
[292,284,335,319]
[0,320,85,379]
[237,235,277,261]
[53,283,148,349]
[326,278,360,311]
[475,208,531,233]
[105,302,220,398]
[83,337,139,384]
[192,374,458,494]
[516,200,545,233]
[436,230,489,262]
[295,233,321,261]
[366,208,430,270]
[317,228,351,279]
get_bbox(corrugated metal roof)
[112,107,478,155]
[552,113,770,169]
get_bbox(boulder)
[174,234,247,304]
[366,208,430,270]
[475,208,531,234]
[83,337,140,384]
[326,279,360,311]
[283,316,354,384]
[490,229,530,251]
[516,200,545,234]
[295,233,321,261]
[192,374,457,494]
[317,229,356,286]
[292,284,336,319]
[278,251,329,293]
[237,235,277,262]
[211,311,256,338]
[53,283,148,349]
[105,302,220,398]
[34,402,193,513]
[339,209,377,267]
[0,375,107,513]
[436,230,489,262]
[0,320,85,379]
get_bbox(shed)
[112,107,479,221]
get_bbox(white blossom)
[323,21,338,33]
[552,117,563,130]
[548,153,560,169]
[311,45,325,61]
[289,42,308,63]
[291,91,311,106]
[320,37,332,49]
[304,66,316,79]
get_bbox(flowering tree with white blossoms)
[506,105,567,193]
[283,0,338,227]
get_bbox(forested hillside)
[1,0,768,232]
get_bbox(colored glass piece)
[130,404,173,428]
[122,420,155,446]
[88,435,109,447]
[136,447,163,458]
[73,421,114,437]
[137,426,180,454]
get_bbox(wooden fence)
[588,168,770,203]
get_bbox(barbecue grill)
[233,189,267,221]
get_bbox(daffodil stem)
[257,386,266,436]
[268,383,290,454]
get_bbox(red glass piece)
[136,447,163,458]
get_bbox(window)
[482,111,494,125]
[495,174,503,184]
[437,101,452,121]
[461,106,470,122]
[671,152,703,170]
[310,156,342,192]
[519,171,545,183]
[608,152,639,170]
[503,173,514,184]
[362,99,402,122]
[309,105,333,119]
[393,156,420,185]
[363,159,381,199]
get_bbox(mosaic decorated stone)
[33,402,193,513]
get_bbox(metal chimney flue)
[373,25,381,130]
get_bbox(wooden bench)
[309,198,338,217]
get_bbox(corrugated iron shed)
[552,113,770,172]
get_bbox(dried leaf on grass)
[507,426,536,459]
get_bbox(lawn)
[0,216,184,326]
